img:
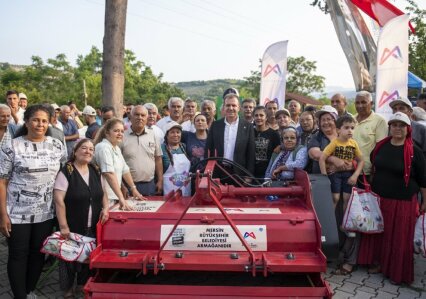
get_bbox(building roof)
[285,92,322,106]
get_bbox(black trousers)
[7,219,54,299]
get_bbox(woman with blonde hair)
[94,118,145,210]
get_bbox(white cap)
[389,97,413,109]
[51,103,60,111]
[19,93,27,99]
[163,121,182,135]
[315,105,338,120]
[82,105,96,116]
[388,112,411,126]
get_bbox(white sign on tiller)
[160,225,267,251]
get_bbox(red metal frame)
[87,160,332,298]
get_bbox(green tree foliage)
[287,56,325,95]
[406,0,426,80]
[0,47,184,109]
[242,56,325,99]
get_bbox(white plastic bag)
[343,187,384,234]
[414,213,426,257]
[41,231,96,263]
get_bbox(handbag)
[342,181,384,234]
[414,213,426,257]
[41,231,96,263]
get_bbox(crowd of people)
[0,88,425,297]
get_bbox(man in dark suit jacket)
[205,88,256,178]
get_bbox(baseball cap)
[388,112,411,126]
[51,103,60,111]
[82,105,96,116]
[389,97,413,109]
[19,93,27,100]
[222,88,239,100]
[275,108,291,119]
[163,121,182,135]
[315,105,338,120]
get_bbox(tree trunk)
[102,0,127,119]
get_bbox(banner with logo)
[260,41,288,109]
[375,14,409,119]
[327,0,377,92]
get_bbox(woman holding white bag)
[54,138,109,298]
[358,112,426,285]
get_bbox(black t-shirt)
[254,128,281,178]
[371,142,426,200]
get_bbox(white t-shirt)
[0,136,66,224]
[181,120,196,133]
[94,139,130,202]
[8,107,24,125]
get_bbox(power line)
[178,0,270,34]
[84,0,247,47]
[199,0,279,33]
[137,0,258,38]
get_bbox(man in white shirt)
[144,103,165,144]
[6,90,24,125]
[181,98,198,133]
[156,97,184,133]
[205,88,255,178]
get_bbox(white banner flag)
[260,41,288,109]
[375,14,409,120]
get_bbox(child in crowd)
[319,115,364,222]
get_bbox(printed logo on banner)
[243,232,256,239]
[379,46,403,65]
[378,90,400,108]
[263,64,281,77]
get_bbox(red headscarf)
[371,125,413,187]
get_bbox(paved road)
[0,235,425,298]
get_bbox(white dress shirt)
[223,117,239,161]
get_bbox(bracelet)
[130,185,137,190]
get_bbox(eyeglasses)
[283,137,296,140]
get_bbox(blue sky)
[0,0,418,90]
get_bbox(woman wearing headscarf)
[358,112,426,285]
[0,104,66,299]
[297,110,318,147]
[265,126,308,180]
[161,121,191,196]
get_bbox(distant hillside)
[174,79,245,100]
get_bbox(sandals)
[333,264,354,275]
